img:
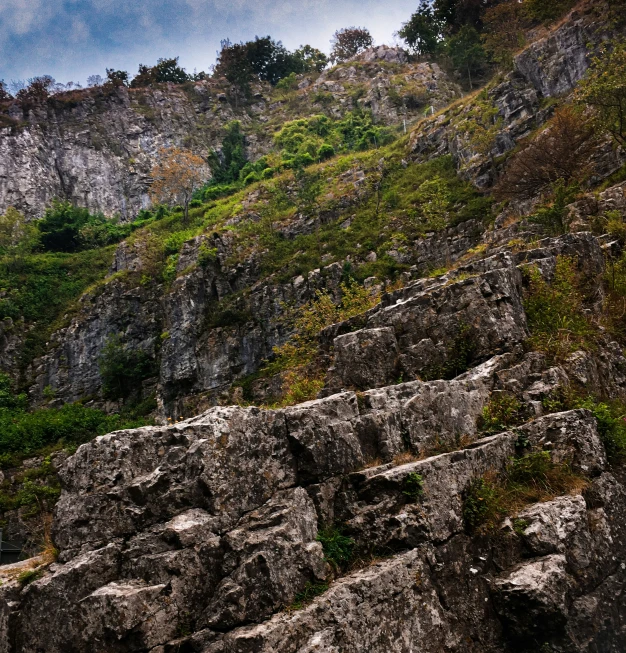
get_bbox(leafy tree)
[105,69,129,87]
[293,45,328,73]
[86,74,104,87]
[577,40,626,149]
[207,121,247,185]
[446,25,486,88]
[213,39,254,100]
[481,1,527,66]
[38,201,96,252]
[0,80,10,101]
[16,76,55,108]
[150,147,207,223]
[329,27,374,64]
[130,57,189,88]
[398,1,446,56]
[0,207,38,263]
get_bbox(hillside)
[2,0,626,650]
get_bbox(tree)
[213,39,254,101]
[86,74,104,87]
[495,107,597,202]
[398,2,446,56]
[446,25,486,88]
[105,69,129,87]
[294,45,328,73]
[481,1,527,66]
[16,76,55,108]
[150,147,207,223]
[130,57,189,88]
[0,207,38,264]
[577,40,626,149]
[207,121,247,185]
[0,80,10,101]
[329,27,374,64]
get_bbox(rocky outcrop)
[409,2,624,187]
[0,53,461,221]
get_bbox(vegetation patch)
[316,527,356,572]
[463,451,586,534]
[523,256,597,360]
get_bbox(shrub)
[480,392,522,434]
[528,181,578,235]
[316,527,356,571]
[463,477,501,531]
[38,200,129,252]
[98,334,157,401]
[495,107,597,203]
[463,451,584,533]
[575,398,626,463]
[523,256,595,359]
[402,472,424,502]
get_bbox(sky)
[0,0,417,86]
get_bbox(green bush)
[463,477,501,531]
[402,472,424,502]
[98,334,157,401]
[316,527,356,571]
[317,143,335,161]
[0,401,147,458]
[575,398,626,463]
[38,200,130,252]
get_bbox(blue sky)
[0,0,417,86]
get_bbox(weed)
[402,472,424,502]
[316,527,356,571]
[287,581,329,610]
[480,393,522,434]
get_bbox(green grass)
[0,247,116,371]
[462,451,586,533]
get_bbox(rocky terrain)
[0,46,459,221]
[2,229,626,652]
[2,1,626,651]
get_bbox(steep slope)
[0,48,459,220]
[2,230,626,652]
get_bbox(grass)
[0,247,116,372]
[286,581,330,611]
[462,451,586,533]
[523,256,597,360]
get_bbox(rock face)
[0,54,461,221]
[3,224,626,651]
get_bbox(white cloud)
[0,0,417,83]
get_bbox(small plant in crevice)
[523,255,597,360]
[479,392,522,434]
[422,323,478,381]
[17,567,44,586]
[462,476,502,532]
[316,527,356,572]
[287,581,330,611]
[402,472,424,502]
